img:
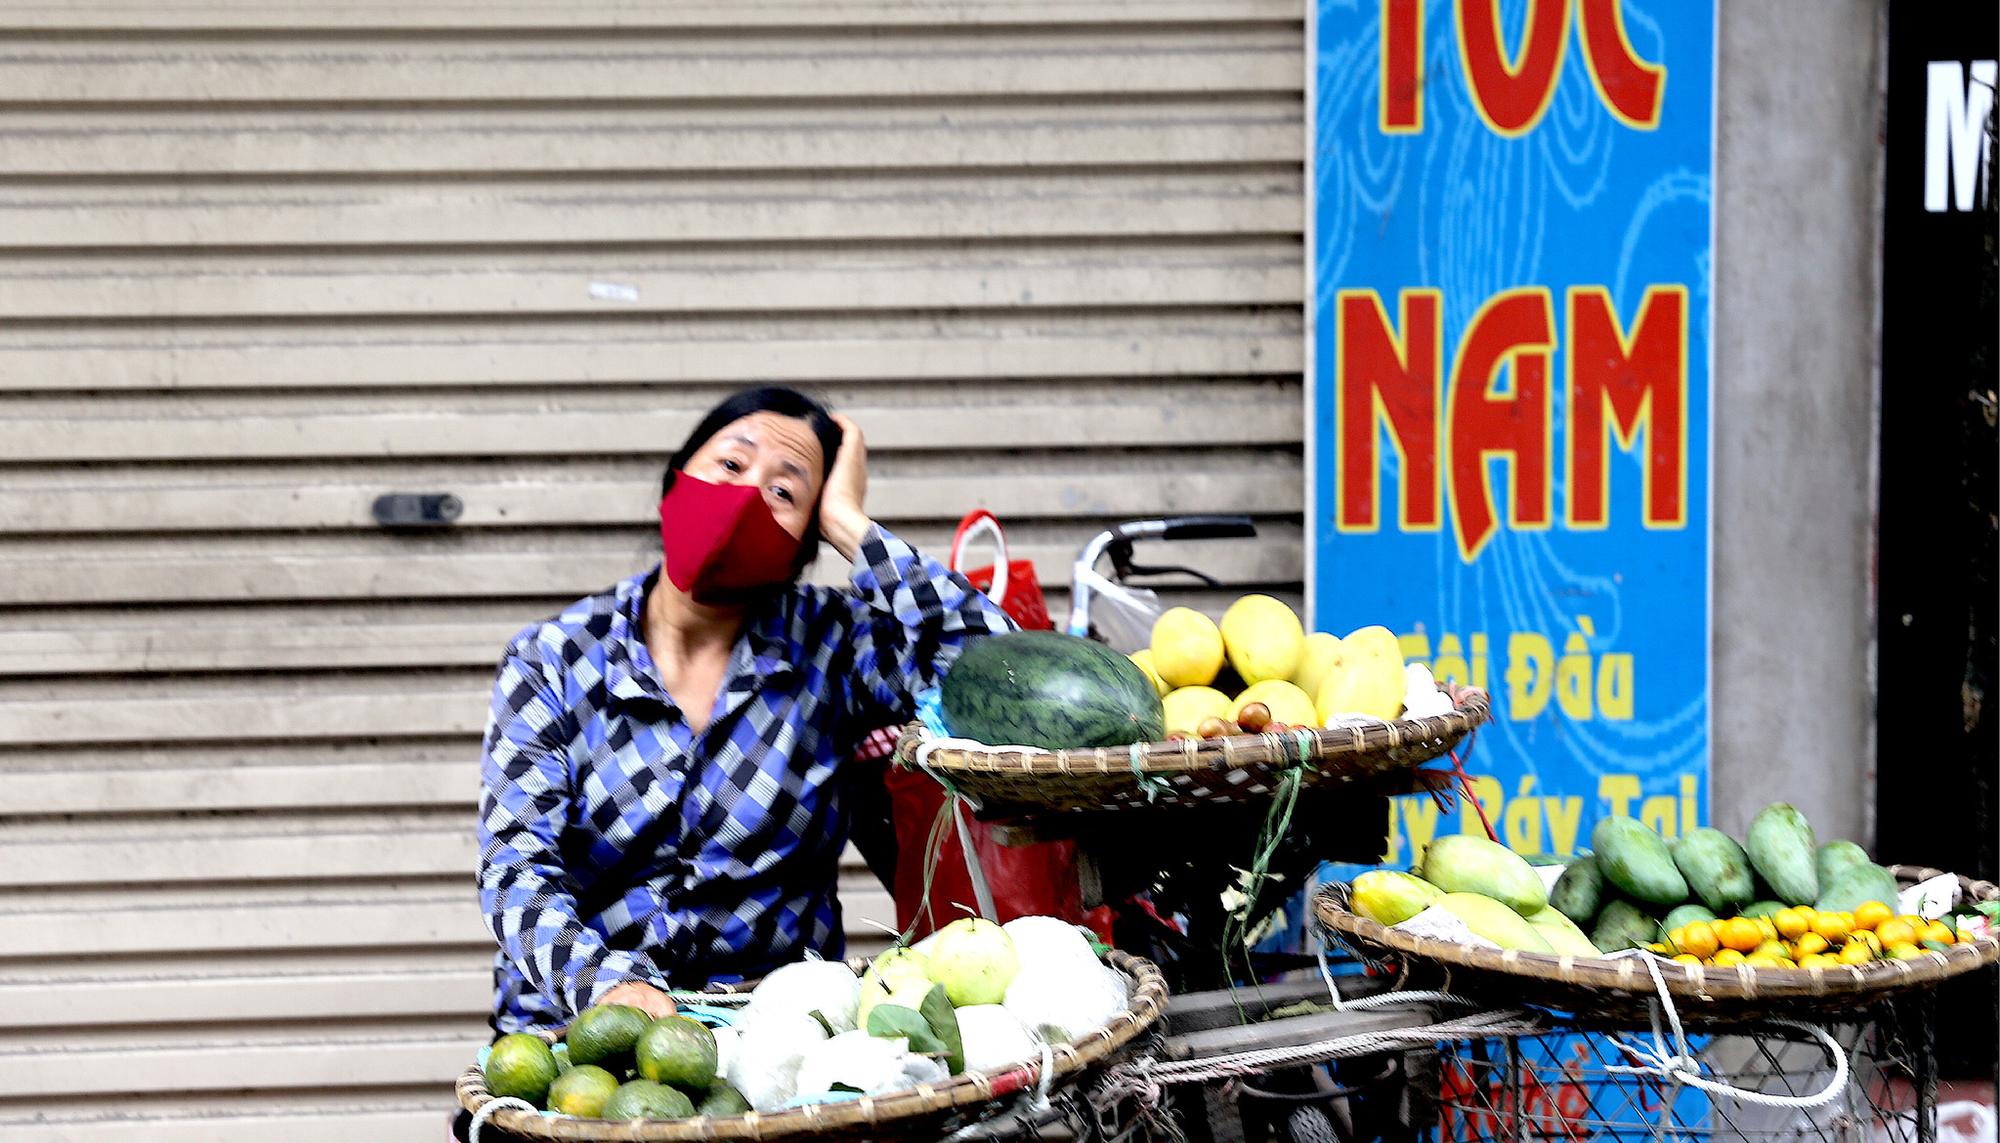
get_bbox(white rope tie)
[1315,923,1475,1014]
[1603,955,1850,1110]
[1030,1038,1057,1111]
[468,1096,537,1143]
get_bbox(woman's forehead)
[711,411,823,479]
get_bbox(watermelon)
[942,631,1166,750]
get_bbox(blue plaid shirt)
[477,525,1012,1032]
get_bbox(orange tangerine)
[1799,953,1842,970]
[1678,922,1721,959]
[1745,952,1791,969]
[1922,921,1957,946]
[1646,942,1671,955]
[1711,948,1748,967]
[1850,930,1884,955]
[1673,953,1703,966]
[1876,919,1917,948]
[1838,941,1875,966]
[1774,908,1810,941]
[1794,933,1830,958]
[1717,917,1763,953]
[1853,901,1894,931]
[1811,912,1852,944]
[1753,939,1790,960]
[1886,942,1927,961]
[1754,918,1780,942]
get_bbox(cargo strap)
[952,794,1000,923]
[1604,953,1851,1111]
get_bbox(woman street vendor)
[476,386,1015,1033]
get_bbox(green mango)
[1816,863,1901,915]
[1745,803,1818,906]
[1523,906,1602,956]
[1350,870,1444,927]
[1548,857,1604,927]
[1434,893,1555,953]
[1662,903,1719,934]
[1592,817,1688,906]
[1418,835,1548,916]
[1591,898,1663,952]
[1816,841,1872,886]
[1672,828,1756,914]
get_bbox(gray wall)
[1711,0,1885,844]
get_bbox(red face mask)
[658,474,804,603]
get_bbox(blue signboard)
[1307,0,1715,866]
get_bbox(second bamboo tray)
[896,690,1489,813]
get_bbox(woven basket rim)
[904,689,1490,776]
[456,949,1166,1141]
[1316,865,1998,1010]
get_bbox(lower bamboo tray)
[455,949,1166,1141]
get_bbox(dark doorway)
[1874,0,1998,1080]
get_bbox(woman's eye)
[773,486,795,503]
[719,458,742,473]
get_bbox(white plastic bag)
[1081,576,1163,654]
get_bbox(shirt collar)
[606,567,796,712]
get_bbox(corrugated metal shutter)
[0,4,1304,1139]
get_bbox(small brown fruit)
[1236,702,1273,733]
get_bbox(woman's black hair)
[661,386,844,578]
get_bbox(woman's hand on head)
[597,980,676,1020]
[818,413,873,560]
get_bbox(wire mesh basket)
[1420,1004,1940,1143]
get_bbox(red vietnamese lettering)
[1337,289,1443,531]
[1577,0,1667,129]
[1380,0,1425,133]
[1566,286,1688,528]
[1446,288,1555,560]
[1455,0,1571,137]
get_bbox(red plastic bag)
[863,511,1081,940]
[950,511,1054,631]
[886,764,1084,939]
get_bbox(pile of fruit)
[1133,596,1447,739]
[1349,802,1985,972]
[1646,900,1974,970]
[1350,834,1607,956]
[1551,803,1979,969]
[934,600,1449,755]
[477,916,1130,1123]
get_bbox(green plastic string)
[902,747,975,947]
[1219,733,1320,991]
[1129,742,1171,803]
[902,793,958,947]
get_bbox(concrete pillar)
[1711,0,1885,843]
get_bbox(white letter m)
[1926,59,1997,213]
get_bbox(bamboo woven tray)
[455,949,1166,1142]
[896,690,1489,813]
[1316,865,1999,1026]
